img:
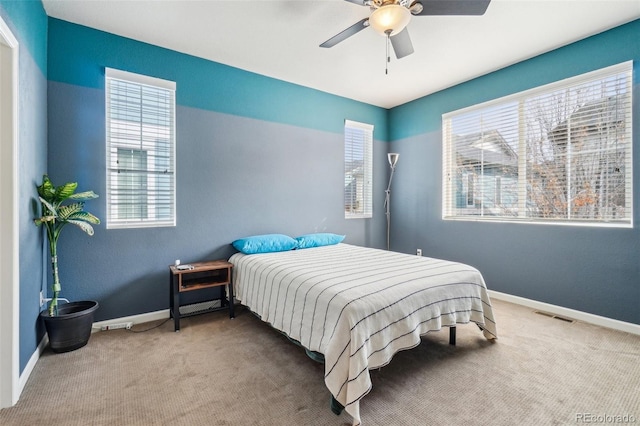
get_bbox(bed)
[229,242,497,425]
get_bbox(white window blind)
[105,68,176,229]
[443,62,633,226]
[344,120,373,219]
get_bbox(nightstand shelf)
[169,260,234,331]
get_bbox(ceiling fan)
[320,0,491,60]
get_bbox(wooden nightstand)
[169,260,234,331]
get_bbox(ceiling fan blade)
[343,0,369,5]
[411,0,491,16]
[390,28,414,59]
[320,18,369,48]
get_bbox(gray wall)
[388,20,640,325]
[46,19,389,321]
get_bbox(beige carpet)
[1,299,639,426]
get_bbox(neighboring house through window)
[105,68,176,228]
[443,62,632,226]
[344,120,373,219]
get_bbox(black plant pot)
[40,301,99,353]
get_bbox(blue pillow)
[232,234,298,254]
[295,233,345,249]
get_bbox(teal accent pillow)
[295,233,345,249]
[232,234,298,254]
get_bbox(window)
[443,62,632,226]
[344,120,373,219]
[105,68,176,228]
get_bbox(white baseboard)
[18,334,48,396]
[91,309,170,333]
[488,290,640,336]
[96,295,640,337]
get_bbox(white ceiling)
[42,0,640,109]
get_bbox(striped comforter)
[229,243,497,425]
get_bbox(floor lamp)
[384,153,399,251]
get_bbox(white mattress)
[230,243,497,425]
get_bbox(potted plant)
[35,174,101,353]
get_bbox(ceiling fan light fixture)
[369,4,411,36]
[409,1,423,15]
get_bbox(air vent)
[534,311,575,323]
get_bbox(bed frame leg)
[330,396,344,415]
[449,326,456,345]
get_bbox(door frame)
[0,15,20,409]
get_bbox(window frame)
[442,62,633,228]
[105,68,177,229]
[344,119,374,219]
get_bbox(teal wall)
[48,18,389,141]
[390,19,639,139]
[0,0,46,72]
[388,20,640,324]
[0,0,48,374]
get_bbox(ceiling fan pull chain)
[385,31,391,75]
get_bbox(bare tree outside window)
[526,90,627,221]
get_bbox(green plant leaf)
[36,175,56,201]
[68,211,100,225]
[34,215,56,226]
[37,196,58,217]
[67,219,95,236]
[69,191,99,201]
[58,202,83,220]
[55,182,78,202]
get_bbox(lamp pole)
[384,153,399,251]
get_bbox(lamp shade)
[388,153,400,168]
[369,4,411,36]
